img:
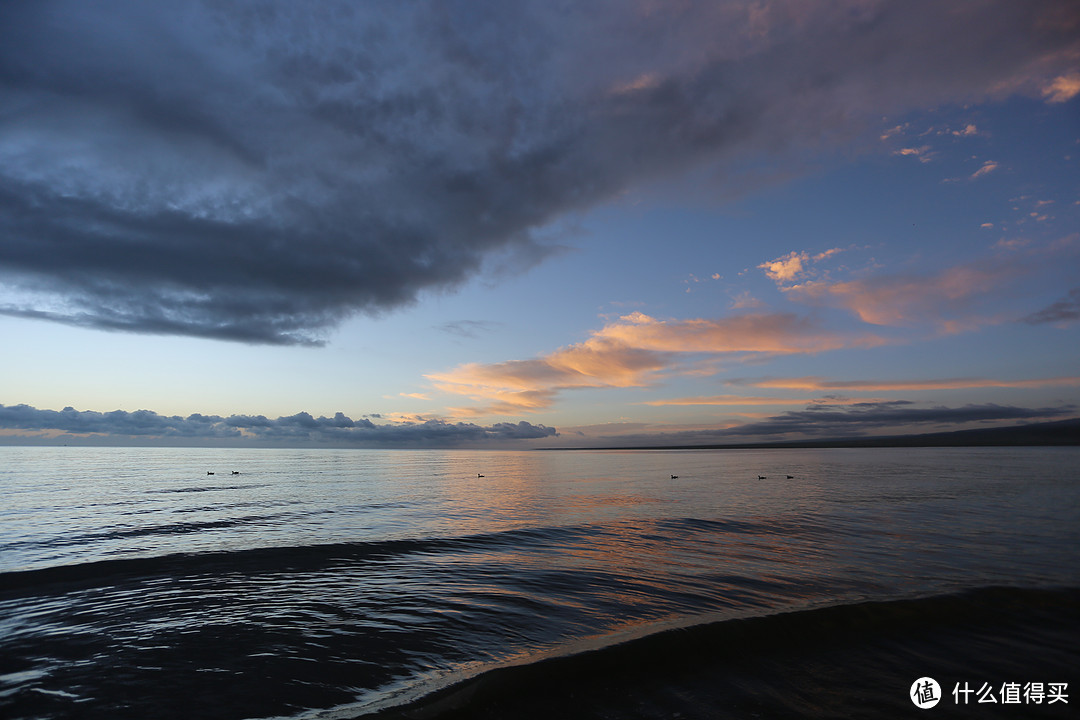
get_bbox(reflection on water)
[3,446,1079,589]
[1,446,1078,720]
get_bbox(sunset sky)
[1,0,1078,447]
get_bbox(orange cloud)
[1043,73,1080,103]
[894,145,935,163]
[759,247,848,286]
[398,392,431,401]
[427,335,669,415]
[429,311,881,415]
[813,247,844,261]
[730,376,1080,391]
[759,251,808,282]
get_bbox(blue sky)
[1,0,1078,447]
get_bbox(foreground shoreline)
[355,586,1079,720]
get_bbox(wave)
[144,483,272,494]
[349,585,1080,720]
[1,515,811,594]
[0,524,604,594]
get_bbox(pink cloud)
[788,260,1019,328]
[640,394,887,407]
[594,311,872,354]
[970,160,999,179]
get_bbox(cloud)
[0,404,557,447]
[436,320,502,339]
[1023,288,1080,325]
[640,395,885,407]
[813,248,844,262]
[1042,73,1080,103]
[894,145,935,162]
[759,247,847,286]
[759,251,809,283]
[428,335,670,415]
[0,0,1077,343]
[971,160,1000,179]
[727,375,1080,391]
[429,310,882,414]
[787,258,1018,329]
[729,290,763,309]
[594,311,871,353]
[642,395,802,407]
[880,123,908,140]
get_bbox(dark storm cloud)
[1,0,1077,344]
[0,403,557,446]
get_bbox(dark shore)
[362,587,1079,720]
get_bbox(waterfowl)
[757,475,766,479]
[670,475,679,479]
[207,471,214,475]
[477,473,485,478]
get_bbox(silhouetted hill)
[791,416,1080,448]
[546,417,1080,451]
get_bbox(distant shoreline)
[538,417,1080,451]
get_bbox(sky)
[1,0,1078,448]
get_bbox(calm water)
[1,446,1078,718]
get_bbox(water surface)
[1,446,1077,719]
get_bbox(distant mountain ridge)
[546,417,1080,451]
